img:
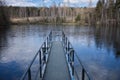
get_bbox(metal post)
[46,37,48,53]
[72,50,74,62]
[39,50,42,78]
[50,31,52,41]
[63,33,65,45]
[62,32,64,41]
[28,69,32,80]
[44,42,46,50]
[82,68,85,80]
[63,32,65,42]
[65,37,67,45]
[68,42,70,51]
[64,37,66,49]
[47,37,48,52]
[43,42,46,63]
[72,62,74,76]
[68,53,70,62]
[63,33,65,43]
[66,40,68,53]
[48,36,50,48]
[49,32,51,42]
[49,34,51,47]
[45,41,46,52]
[43,53,46,63]
[62,32,64,43]
[72,50,74,76]
[66,41,68,53]
[64,35,65,44]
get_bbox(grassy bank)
[10,17,89,26]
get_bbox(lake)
[0,24,120,80]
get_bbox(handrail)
[20,31,52,80]
[62,31,94,80]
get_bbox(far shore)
[10,17,89,26]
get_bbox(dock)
[43,41,70,80]
[20,31,93,80]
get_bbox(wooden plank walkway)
[43,41,70,80]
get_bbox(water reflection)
[94,26,120,58]
[63,26,120,80]
[0,61,23,80]
[0,25,120,80]
[0,25,52,80]
[0,27,9,62]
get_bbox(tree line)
[1,6,93,24]
[0,0,120,26]
[0,0,94,25]
[94,0,120,26]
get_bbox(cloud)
[63,0,98,7]
[43,0,50,3]
[4,0,37,6]
[63,0,98,3]
[63,0,79,3]
[2,0,98,7]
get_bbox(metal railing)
[62,31,94,80]
[20,31,52,80]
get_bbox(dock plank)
[43,41,70,80]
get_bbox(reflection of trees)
[0,28,9,59]
[94,26,120,58]
[0,1,10,26]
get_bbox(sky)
[3,0,98,7]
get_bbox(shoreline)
[10,17,89,26]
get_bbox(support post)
[39,50,42,78]
[72,50,74,76]
[66,40,68,54]
[28,69,31,80]
[47,37,48,52]
[82,68,85,80]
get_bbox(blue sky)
[4,0,98,7]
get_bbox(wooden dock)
[20,31,93,80]
[43,41,70,80]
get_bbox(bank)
[10,17,90,26]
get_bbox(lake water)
[0,24,120,80]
